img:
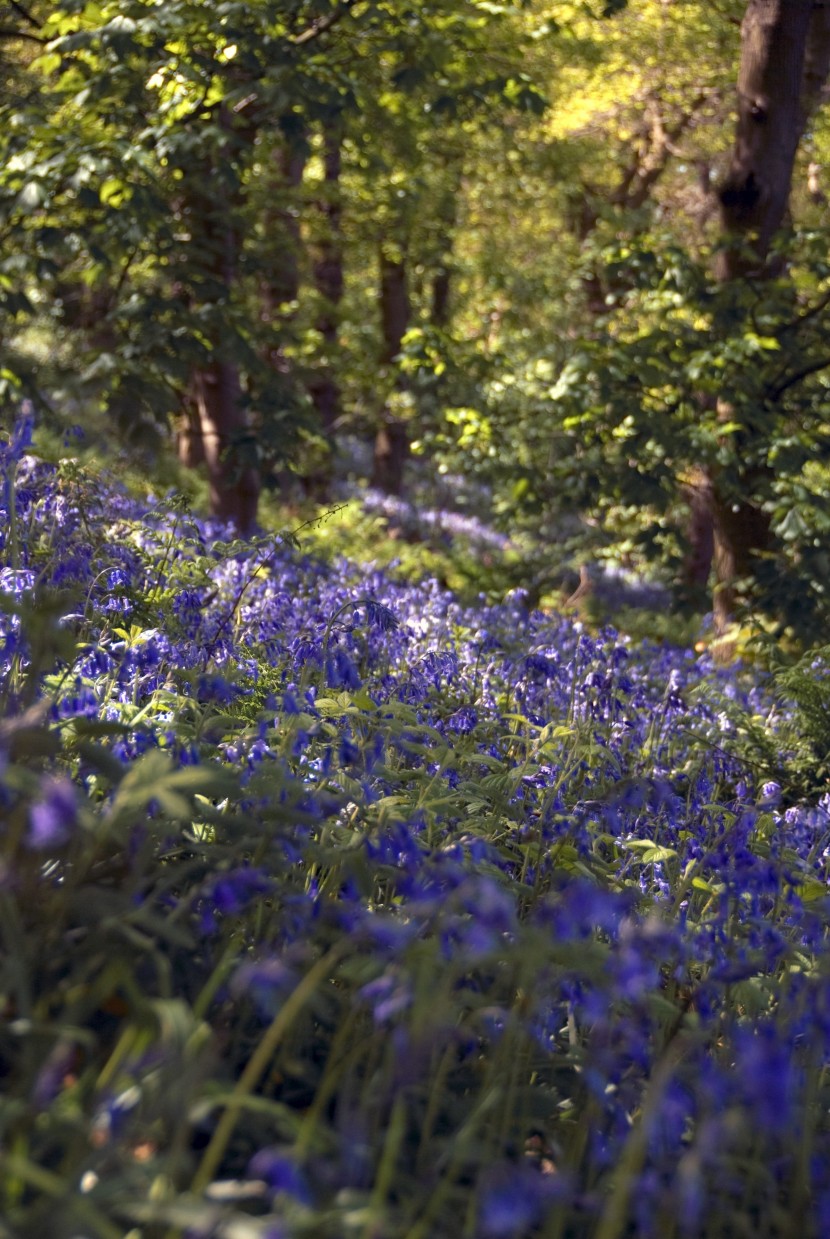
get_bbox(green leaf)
[622,839,678,864]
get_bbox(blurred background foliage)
[3,0,830,645]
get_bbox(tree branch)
[611,91,710,210]
[768,354,830,399]
[291,0,356,45]
[0,26,45,42]
[778,287,830,335]
[9,0,42,29]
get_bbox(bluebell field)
[3,413,830,1239]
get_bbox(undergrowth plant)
[3,416,830,1239]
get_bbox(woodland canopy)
[3,0,830,640]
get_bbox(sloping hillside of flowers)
[3,418,830,1239]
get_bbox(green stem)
[594,1035,690,1239]
[0,1154,123,1239]
[7,460,19,572]
[364,1094,407,1238]
[191,939,348,1193]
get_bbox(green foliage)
[728,645,830,804]
[771,651,830,796]
[0,0,548,474]
[466,231,830,641]
[4,0,830,641]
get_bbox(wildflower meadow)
[3,416,830,1239]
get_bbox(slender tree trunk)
[378,245,410,364]
[260,131,307,361]
[308,115,344,436]
[371,420,410,495]
[177,109,260,533]
[681,467,715,593]
[187,361,260,530]
[430,183,458,329]
[431,264,452,329]
[372,242,411,494]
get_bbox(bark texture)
[378,245,410,365]
[260,132,307,347]
[177,108,260,533]
[717,0,812,279]
[308,116,344,438]
[430,183,459,329]
[800,2,830,131]
[186,361,260,531]
[372,243,411,495]
[704,0,830,644]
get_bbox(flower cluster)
[2,422,829,1239]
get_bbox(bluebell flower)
[248,1148,312,1206]
[479,1161,563,1237]
[196,867,273,934]
[7,405,34,460]
[732,1021,798,1134]
[675,1151,705,1237]
[359,970,412,1023]
[91,1083,142,1146]
[172,588,204,636]
[338,735,360,766]
[365,598,399,631]
[447,705,477,733]
[31,1039,78,1109]
[231,956,300,1019]
[353,910,420,953]
[326,647,362,690]
[196,673,240,705]
[760,780,782,807]
[28,776,77,849]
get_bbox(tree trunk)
[372,242,411,495]
[431,264,452,329]
[378,244,410,364]
[681,467,715,593]
[371,420,410,496]
[176,108,261,533]
[305,114,345,498]
[711,480,772,632]
[187,361,260,531]
[430,182,459,329]
[716,0,813,280]
[703,0,830,643]
[260,128,307,372]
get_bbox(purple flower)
[479,1161,563,1237]
[365,599,399,631]
[732,1021,798,1133]
[27,776,77,849]
[195,867,273,934]
[359,970,412,1024]
[447,705,477,733]
[231,956,300,1019]
[326,648,362,690]
[32,1039,77,1109]
[8,406,34,459]
[760,780,782,807]
[248,1148,312,1206]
